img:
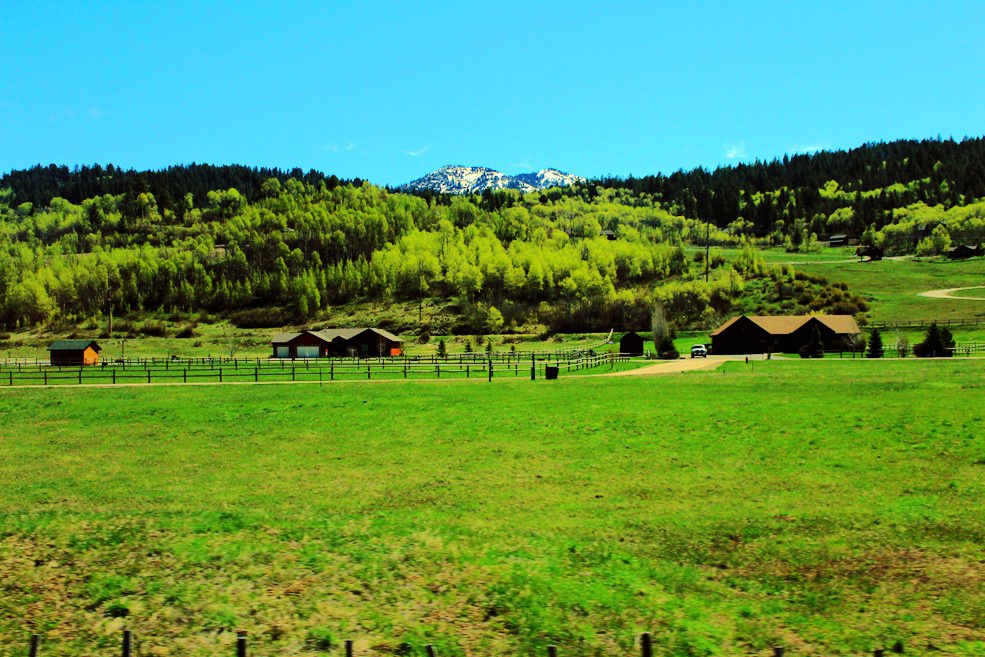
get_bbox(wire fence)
[18,629,897,657]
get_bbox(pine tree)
[866,328,884,358]
[436,339,447,358]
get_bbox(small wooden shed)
[48,340,101,366]
[619,331,645,356]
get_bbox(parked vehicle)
[690,344,708,358]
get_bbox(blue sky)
[1,1,982,186]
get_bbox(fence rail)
[16,629,900,657]
[0,352,628,387]
[866,317,984,330]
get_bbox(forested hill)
[4,137,983,228]
[593,137,985,235]
[1,137,983,334]
[0,163,360,211]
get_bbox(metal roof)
[271,328,404,344]
[48,339,101,351]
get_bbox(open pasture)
[0,361,983,657]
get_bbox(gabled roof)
[48,339,101,352]
[813,315,861,334]
[312,328,404,343]
[711,315,860,337]
[271,328,404,344]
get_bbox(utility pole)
[705,222,711,283]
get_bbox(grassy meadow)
[1,361,983,656]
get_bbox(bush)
[436,339,447,358]
[913,322,955,357]
[139,320,168,337]
[176,324,198,339]
[229,306,296,329]
[657,335,679,360]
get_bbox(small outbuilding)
[271,328,404,358]
[710,315,860,355]
[48,340,101,366]
[619,331,646,356]
[947,244,981,260]
[827,234,848,247]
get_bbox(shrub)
[913,322,955,357]
[176,324,198,339]
[139,320,168,337]
[229,306,296,329]
[436,339,447,358]
[657,335,679,360]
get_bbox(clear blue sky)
[1,1,982,186]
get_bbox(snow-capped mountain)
[403,165,584,194]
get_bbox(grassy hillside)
[0,361,982,656]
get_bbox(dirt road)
[917,286,985,301]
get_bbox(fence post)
[345,640,353,657]
[641,632,652,657]
[773,647,785,657]
[183,369,187,383]
[29,634,39,657]
[331,364,334,381]
[147,370,151,384]
[548,646,557,657]
[122,630,132,657]
[237,631,247,657]
[367,365,371,380]
[44,370,47,386]
[426,646,436,657]
[488,359,493,382]
[78,370,82,385]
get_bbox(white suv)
[690,344,708,358]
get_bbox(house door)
[296,345,320,358]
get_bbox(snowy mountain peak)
[403,165,584,194]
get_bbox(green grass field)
[1,361,982,657]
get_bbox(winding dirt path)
[917,286,985,301]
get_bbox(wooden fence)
[866,317,984,331]
[19,630,898,657]
[0,352,626,387]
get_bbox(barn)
[710,315,860,355]
[947,244,981,260]
[619,331,646,356]
[48,340,102,366]
[271,328,404,358]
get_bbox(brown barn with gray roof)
[710,315,860,354]
[48,340,102,366]
[271,328,404,358]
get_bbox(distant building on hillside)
[947,244,981,260]
[619,331,645,356]
[48,340,102,366]
[271,328,404,358]
[827,234,847,247]
[710,315,860,355]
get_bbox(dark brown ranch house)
[271,328,404,358]
[710,315,861,354]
